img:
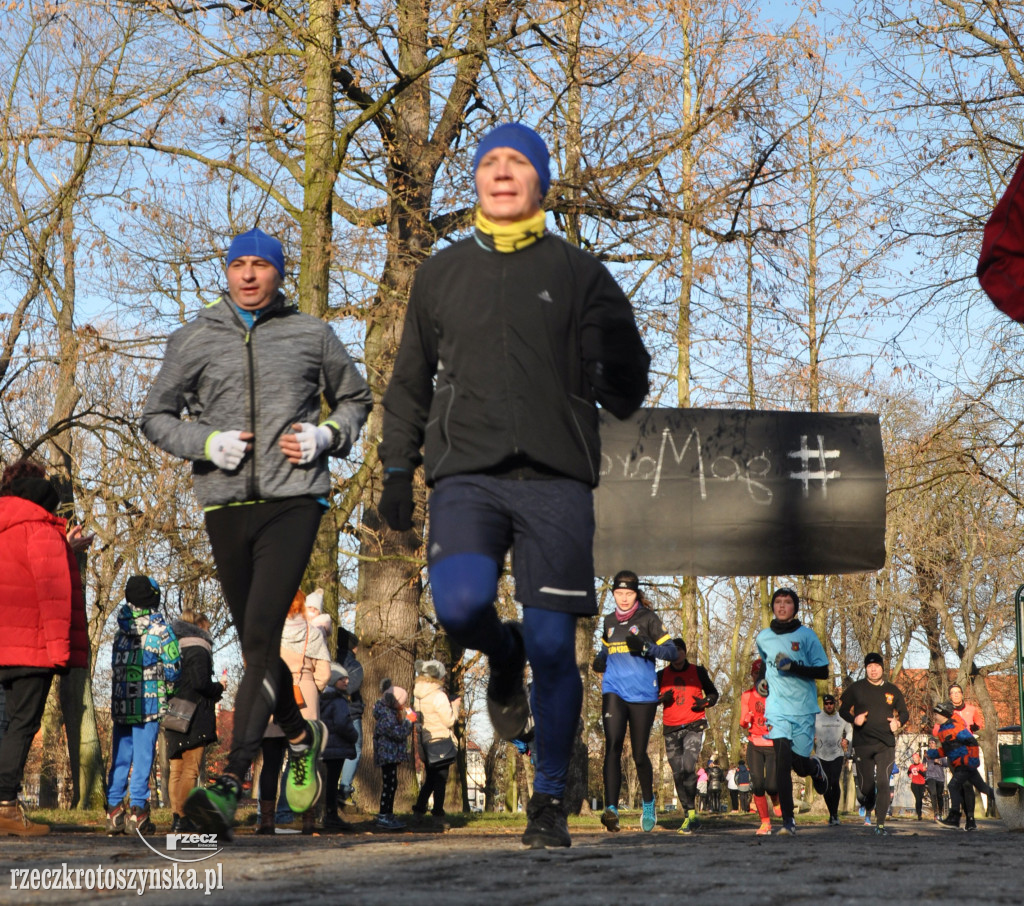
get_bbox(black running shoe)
[522,792,571,849]
[810,756,829,796]
[857,789,877,814]
[965,816,977,832]
[938,812,961,829]
[487,623,531,741]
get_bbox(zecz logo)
[136,829,223,863]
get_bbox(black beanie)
[125,575,161,611]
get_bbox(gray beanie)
[328,662,349,686]
[415,659,446,680]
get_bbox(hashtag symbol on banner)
[787,434,841,497]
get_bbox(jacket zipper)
[245,328,257,500]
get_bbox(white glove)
[207,430,249,471]
[292,422,333,465]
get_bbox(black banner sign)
[593,408,887,577]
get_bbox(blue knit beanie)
[226,229,285,277]
[473,123,551,197]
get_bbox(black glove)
[692,696,709,711]
[625,634,650,656]
[659,689,674,707]
[592,655,606,674]
[379,469,413,531]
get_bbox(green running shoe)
[641,799,657,832]
[678,809,700,834]
[184,775,239,840]
[285,719,327,814]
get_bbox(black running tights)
[602,693,658,805]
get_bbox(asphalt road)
[1,816,1018,906]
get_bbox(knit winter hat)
[125,575,161,611]
[934,700,954,719]
[226,228,285,277]
[390,686,409,708]
[415,659,446,680]
[863,652,884,668]
[770,587,800,615]
[473,123,551,197]
[380,677,409,709]
[304,588,324,614]
[329,662,349,686]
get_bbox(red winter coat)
[978,154,1024,320]
[0,495,88,670]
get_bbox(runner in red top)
[907,751,928,820]
[658,638,718,835]
[739,658,780,834]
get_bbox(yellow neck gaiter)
[474,208,547,253]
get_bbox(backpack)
[736,765,751,790]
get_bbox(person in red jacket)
[657,638,718,834]
[951,684,983,733]
[0,459,93,836]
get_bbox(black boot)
[521,792,570,849]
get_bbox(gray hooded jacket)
[141,293,371,508]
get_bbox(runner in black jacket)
[379,123,650,849]
[838,651,909,836]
